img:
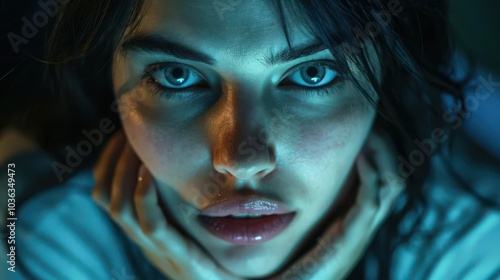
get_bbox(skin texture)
[93,130,404,279]
[105,0,395,278]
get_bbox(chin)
[222,260,281,279]
[214,246,289,278]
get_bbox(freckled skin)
[112,0,378,278]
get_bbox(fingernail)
[138,163,146,182]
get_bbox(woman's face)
[112,0,378,277]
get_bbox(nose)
[213,143,276,181]
[210,83,277,182]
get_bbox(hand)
[0,127,40,166]
[272,130,406,280]
[92,131,243,280]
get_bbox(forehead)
[127,0,315,56]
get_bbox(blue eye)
[147,64,204,89]
[284,62,338,88]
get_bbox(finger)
[356,151,380,211]
[365,131,405,191]
[341,152,380,240]
[109,140,141,222]
[364,131,405,222]
[134,164,168,236]
[92,131,126,207]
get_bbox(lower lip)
[197,213,296,244]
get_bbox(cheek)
[122,118,175,175]
[118,98,200,185]
[289,101,374,190]
[298,102,372,163]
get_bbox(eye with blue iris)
[149,64,204,89]
[280,61,339,88]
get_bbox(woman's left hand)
[272,131,406,280]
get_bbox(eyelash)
[140,64,207,101]
[140,60,343,100]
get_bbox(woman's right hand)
[92,131,244,280]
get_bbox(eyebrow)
[120,35,328,66]
[120,35,216,64]
[265,41,328,66]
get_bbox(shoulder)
[428,209,500,280]
[391,154,500,280]
[16,168,162,279]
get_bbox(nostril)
[255,166,276,180]
[255,170,267,180]
[212,143,277,181]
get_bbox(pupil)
[172,68,183,78]
[306,67,318,77]
[165,66,189,86]
[300,65,325,85]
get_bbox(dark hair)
[42,0,496,279]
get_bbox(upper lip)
[199,195,293,217]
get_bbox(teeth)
[231,214,264,218]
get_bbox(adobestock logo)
[7,0,70,53]
[51,118,117,183]
[395,74,499,179]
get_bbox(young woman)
[13,0,500,279]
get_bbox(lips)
[197,196,296,244]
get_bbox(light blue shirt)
[13,167,165,280]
